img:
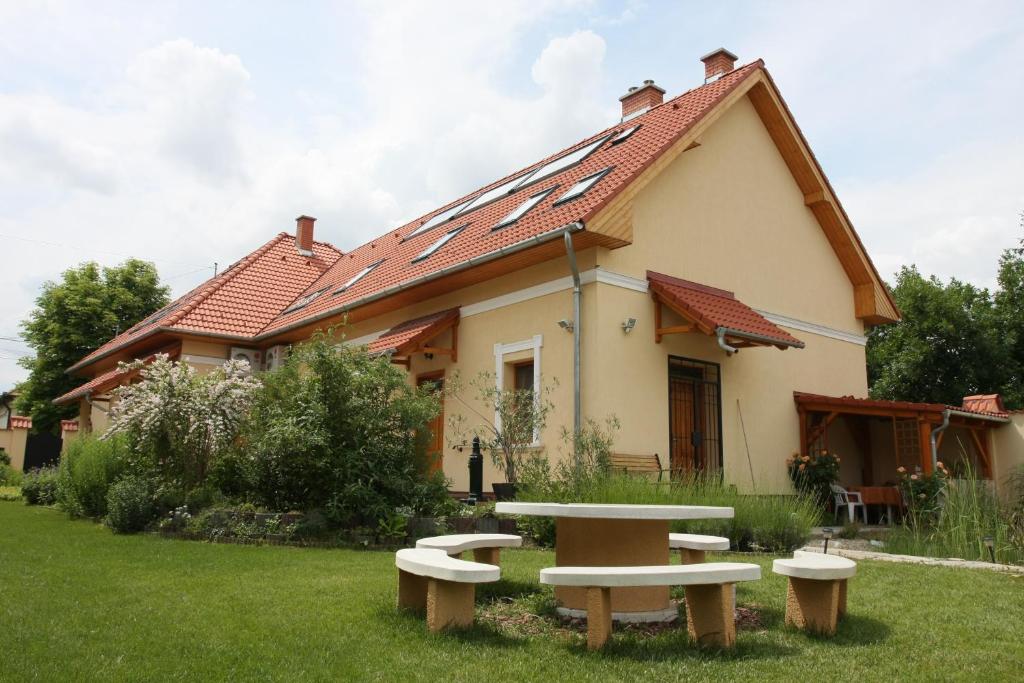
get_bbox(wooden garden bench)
[540,562,761,650]
[415,533,522,565]
[395,548,499,631]
[609,452,664,480]
[772,550,857,635]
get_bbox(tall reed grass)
[886,462,1024,565]
[516,473,821,552]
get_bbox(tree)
[16,260,169,433]
[867,266,1007,405]
[994,228,1024,407]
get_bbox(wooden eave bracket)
[390,318,459,367]
[652,292,705,343]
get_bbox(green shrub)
[0,486,21,502]
[0,448,10,465]
[56,434,128,518]
[233,331,449,526]
[105,475,156,533]
[517,472,820,552]
[21,466,59,505]
[787,449,840,508]
[0,463,22,486]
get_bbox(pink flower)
[910,474,919,480]
[897,467,907,474]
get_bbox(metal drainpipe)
[563,229,582,455]
[930,409,950,471]
[84,392,109,414]
[715,327,739,356]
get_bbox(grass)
[1,502,1023,682]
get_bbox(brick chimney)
[295,215,316,256]
[619,79,665,120]
[701,48,738,82]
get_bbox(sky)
[1,0,1023,390]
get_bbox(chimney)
[700,48,738,82]
[618,79,665,120]
[295,215,316,256]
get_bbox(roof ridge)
[163,233,291,329]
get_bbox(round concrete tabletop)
[494,502,734,520]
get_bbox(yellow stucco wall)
[992,413,1024,497]
[0,427,28,471]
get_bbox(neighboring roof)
[61,420,79,432]
[69,234,341,373]
[962,394,1006,415]
[793,392,1010,422]
[10,415,31,429]
[57,349,177,405]
[367,308,460,356]
[647,271,804,350]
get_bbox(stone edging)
[798,546,1024,575]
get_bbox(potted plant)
[447,372,555,500]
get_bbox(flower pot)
[492,483,518,501]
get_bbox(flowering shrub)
[787,450,840,506]
[898,462,948,519]
[105,354,261,488]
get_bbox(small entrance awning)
[647,271,804,350]
[368,308,459,367]
[54,347,179,405]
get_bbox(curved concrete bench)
[541,562,760,650]
[416,533,522,565]
[396,548,499,631]
[669,533,730,564]
[773,551,857,635]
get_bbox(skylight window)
[406,198,473,240]
[554,167,612,205]
[455,175,526,216]
[334,260,383,294]
[612,124,640,143]
[514,134,613,190]
[494,187,556,230]
[283,287,327,314]
[413,225,465,263]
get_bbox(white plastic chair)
[830,484,867,524]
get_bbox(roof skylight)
[407,198,473,240]
[611,124,640,143]
[283,287,328,314]
[334,260,383,294]
[413,225,465,263]
[494,187,556,230]
[455,175,525,216]
[554,167,612,205]
[514,134,613,190]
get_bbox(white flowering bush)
[105,354,262,488]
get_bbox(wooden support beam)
[654,294,663,344]
[451,319,458,363]
[969,429,993,479]
[803,190,830,207]
[798,408,809,457]
[918,420,933,475]
[807,411,839,448]
[655,324,694,337]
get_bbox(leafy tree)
[995,228,1024,407]
[867,266,1006,405]
[16,260,169,433]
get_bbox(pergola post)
[917,420,933,475]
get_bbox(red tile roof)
[260,62,765,337]
[57,349,178,405]
[10,415,31,429]
[69,234,342,372]
[961,394,1006,416]
[793,392,1010,421]
[61,420,79,432]
[367,308,459,356]
[647,271,804,349]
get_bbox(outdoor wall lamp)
[424,352,434,360]
[983,535,995,563]
[822,527,834,554]
[557,319,574,332]
[621,318,637,334]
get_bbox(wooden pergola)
[793,392,1007,478]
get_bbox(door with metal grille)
[668,356,722,477]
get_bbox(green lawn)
[1,503,1022,682]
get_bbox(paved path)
[798,545,1024,575]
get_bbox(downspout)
[563,227,583,455]
[930,409,950,471]
[715,327,739,356]
[84,392,109,414]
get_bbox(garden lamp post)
[822,527,834,554]
[464,436,483,505]
[983,535,995,563]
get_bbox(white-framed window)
[493,334,543,445]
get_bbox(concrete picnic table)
[495,502,734,622]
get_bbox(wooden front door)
[668,356,722,477]
[417,372,444,475]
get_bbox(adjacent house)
[55,50,1024,496]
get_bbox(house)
[55,49,1024,496]
[1,391,31,471]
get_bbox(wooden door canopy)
[648,271,804,350]
[367,308,460,368]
